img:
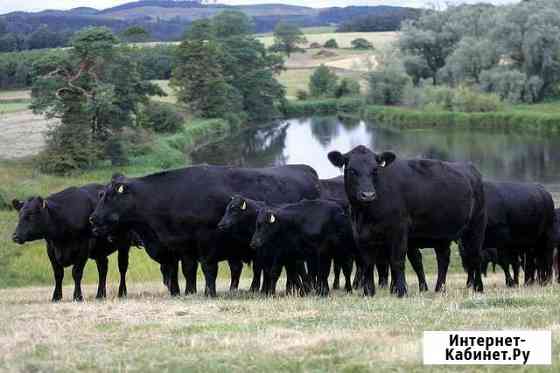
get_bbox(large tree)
[270,22,307,57]
[31,27,163,173]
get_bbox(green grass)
[0,100,30,114]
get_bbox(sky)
[0,0,519,15]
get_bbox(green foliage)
[183,19,215,41]
[173,12,285,123]
[335,77,361,98]
[443,37,498,84]
[367,67,410,105]
[451,86,503,113]
[479,67,527,103]
[31,27,163,174]
[309,65,339,98]
[323,38,339,49]
[139,102,184,133]
[296,89,309,101]
[213,11,254,39]
[0,189,10,211]
[403,85,503,113]
[121,26,150,43]
[351,38,374,50]
[270,22,307,57]
[282,97,363,117]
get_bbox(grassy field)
[0,271,559,371]
[257,31,398,49]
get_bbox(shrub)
[351,38,374,50]
[335,77,361,98]
[309,42,322,49]
[451,86,503,112]
[324,39,339,49]
[309,64,339,98]
[367,67,410,105]
[479,67,527,103]
[0,189,10,210]
[139,102,184,133]
[296,89,309,101]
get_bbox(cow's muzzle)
[358,191,377,202]
[12,233,24,244]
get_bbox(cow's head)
[11,197,50,244]
[250,208,280,250]
[90,174,135,236]
[217,195,256,232]
[328,145,396,203]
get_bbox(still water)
[192,116,560,191]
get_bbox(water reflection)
[191,117,560,188]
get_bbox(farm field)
[0,273,559,372]
[257,31,398,49]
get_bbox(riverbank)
[283,98,560,132]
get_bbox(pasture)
[0,271,559,371]
[257,31,398,49]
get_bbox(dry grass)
[258,31,398,49]
[0,273,559,372]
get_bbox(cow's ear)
[328,151,348,168]
[376,152,396,168]
[12,199,23,211]
[115,184,127,194]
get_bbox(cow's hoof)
[51,297,62,303]
[394,285,408,298]
[419,283,429,292]
[73,296,84,302]
[435,283,446,293]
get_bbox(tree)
[171,39,239,118]
[324,39,339,49]
[270,22,307,57]
[351,38,373,50]
[444,37,499,84]
[367,66,410,105]
[212,10,254,39]
[25,25,66,50]
[399,10,459,85]
[31,27,163,173]
[335,77,361,98]
[309,65,339,97]
[121,26,150,43]
[183,18,215,41]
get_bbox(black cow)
[472,182,555,287]
[11,184,134,302]
[555,209,560,283]
[250,199,355,296]
[328,145,487,297]
[90,165,321,297]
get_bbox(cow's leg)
[48,248,63,302]
[201,261,218,297]
[359,248,376,297]
[72,259,87,302]
[228,258,243,292]
[261,269,271,295]
[168,260,180,296]
[249,261,261,293]
[306,258,318,290]
[317,256,331,297]
[536,234,554,285]
[434,244,451,292]
[295,260,312,296]
[269,264,283,296]
[160,263,170,289]
[461,217,486,293]
[524,250,536,286]
[352,259,363,290]
[332,259,341,290]
[117,247,129,298]
[181,256,198,295]
[407,247,428,292]
[389,229,408,298]
[376,251,389,289]
[95,256,108,299]
[497,248,515,287]
[341,256,353,293]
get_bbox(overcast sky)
[0,0,520,15]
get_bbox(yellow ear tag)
[241,201,247,211]
[269,214,276,224]
[117,185,125,194]
[380,161,386,168]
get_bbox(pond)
[191,116,560,192]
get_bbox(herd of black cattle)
[10,145,560,302]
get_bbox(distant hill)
[0,1,420,42]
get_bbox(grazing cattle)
[555,209,560,283]
[475,182,555,286]
[90,165,321,297]
[250,199,355,296]
[328,145,487,297]
[11,185,134,302]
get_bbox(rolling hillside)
[0,1,419,41]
